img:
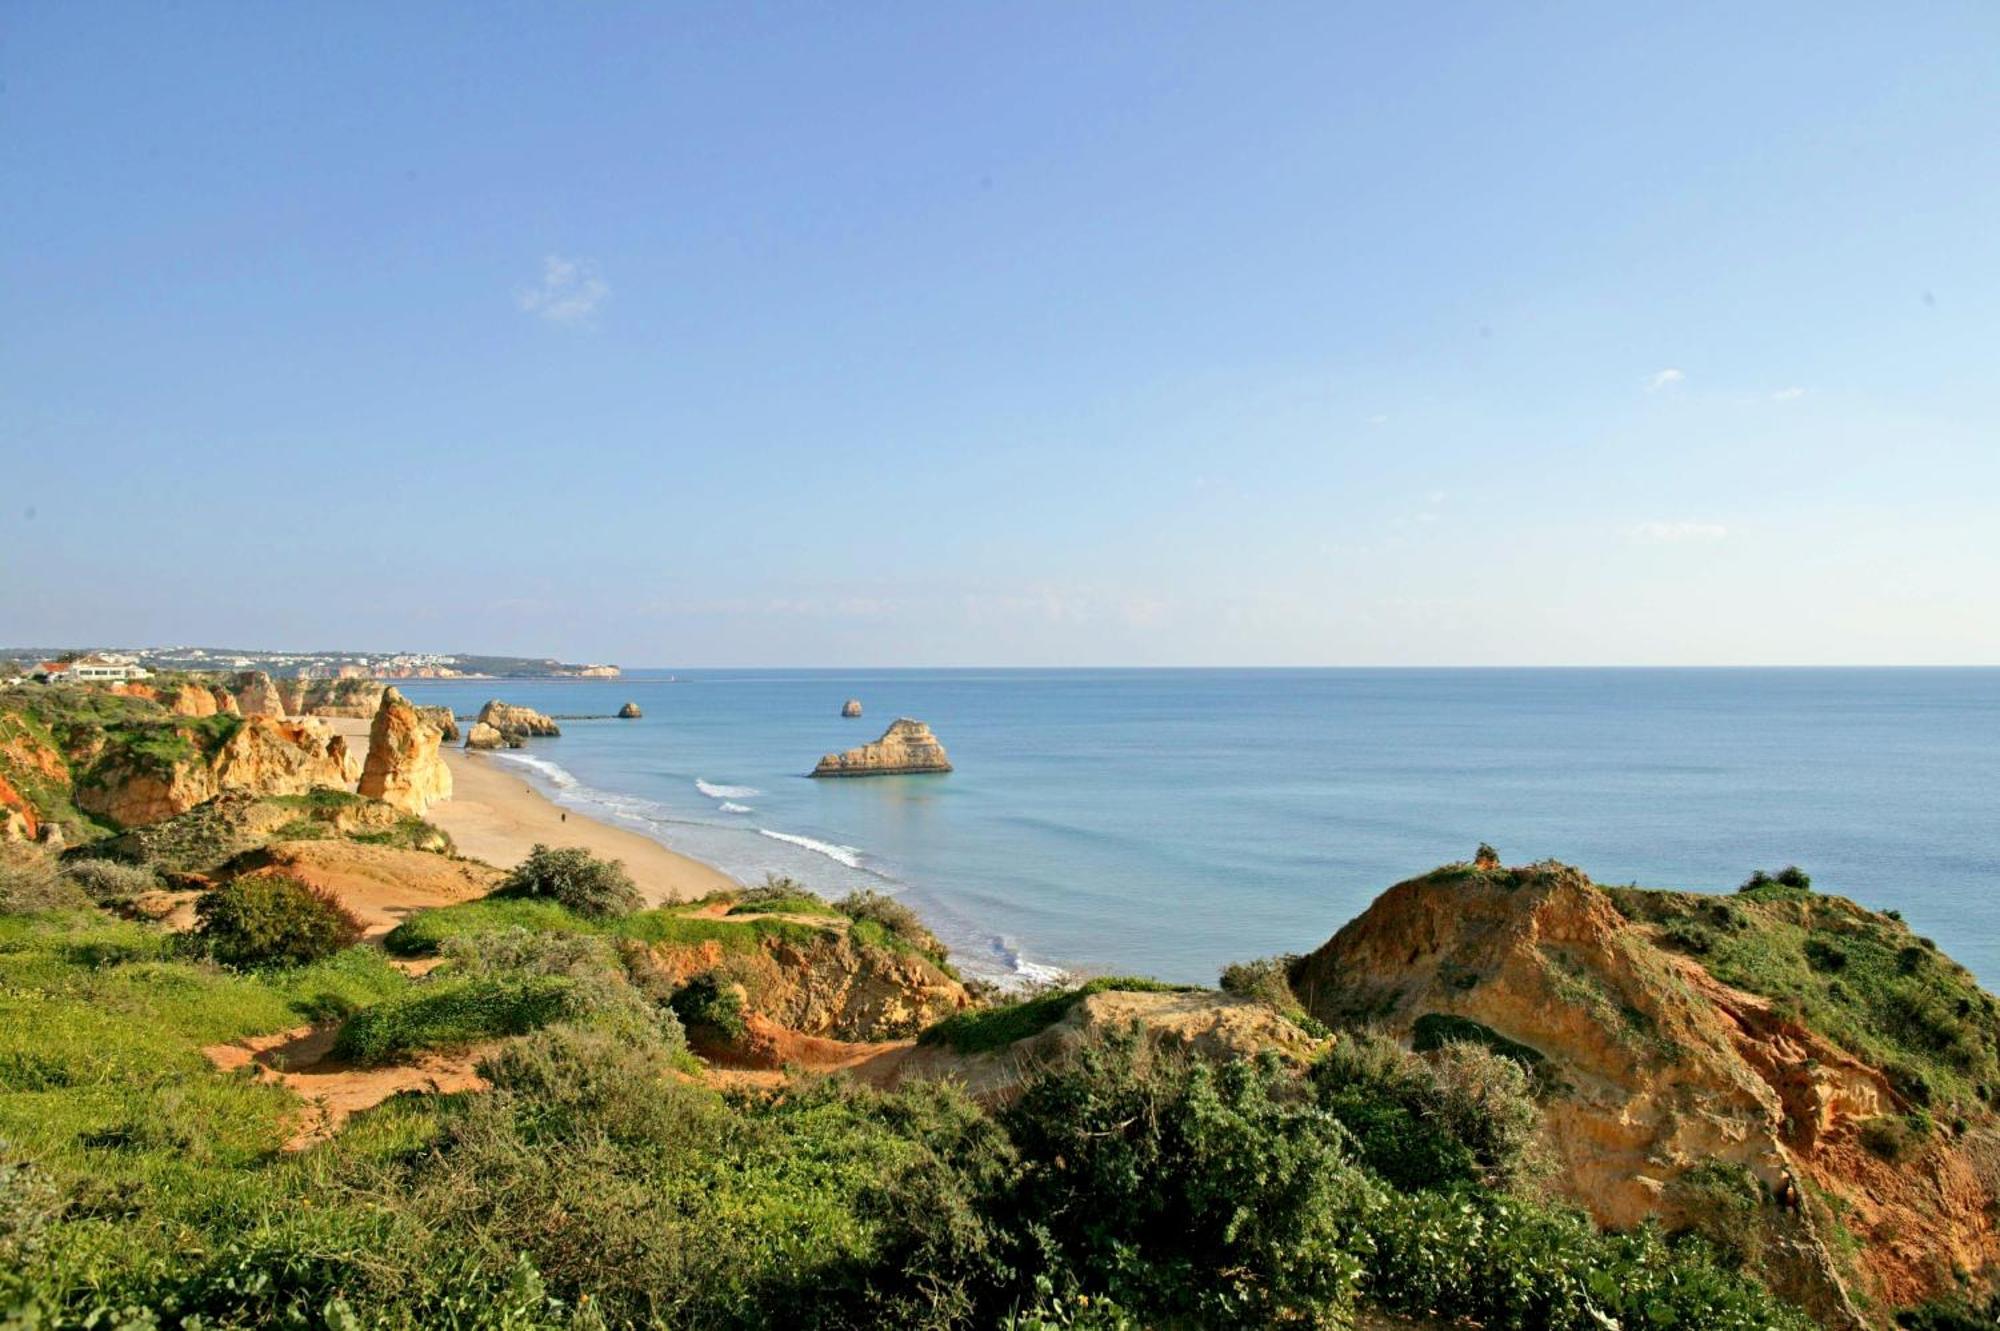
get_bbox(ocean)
[392,669,2000,988]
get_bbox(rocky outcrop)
[357,689,451,816]
[213,688,241,716]
[890,988,1326,1101]
[617,702,642,719]
[75,717,358,828]
[276,678,306,715]
[0,773,40,842]
[417,705,460,743]
[230,671,287,718]
[300,679,387,719]
[164,683,220,717]
[476,700,561,739]
[93,790,450,874]
[1290,861,2000,1327]
[811,718,951,777]
[841,699,863,718]
[462,721,509,751]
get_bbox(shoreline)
[326,718,740,905]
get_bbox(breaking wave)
[758,828,863,869]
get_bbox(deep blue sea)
[392,669,2000,988]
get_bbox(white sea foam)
[759,828,864,869]
[719,801,753,814]
[494,752,579,789]
[696,779,761,799]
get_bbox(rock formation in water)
[618,702,642,719]
[357,688,452,816]
[812,718,951,777]
[417,705,460,743]
[1288,859,2000,1327]
[463,721,508,751]
[841,699,863,718]
[476,700,561,739]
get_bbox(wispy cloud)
[1645,368,1686,392]
[1630,520,1728,544]
[1367,413,1390,426]
[1771,386,1806,401]
[519,255,608,324]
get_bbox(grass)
[726,892,841,918]
[383,897,834,958]
[918,976,1198,1053]
[1607,883,2000,1112]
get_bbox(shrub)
[1665,1161,1766,1269]
[669,969,748,1041]
[195,873,363,968]
[0,845,86,915]
[333,974,580,1064]
[1774,865,1812,889]
[1312,1032,1542,1193]
[1000,1033,1376,1327]
[1411,1012,1548,1083]
[1804,937,1848,972]
[61,856,161,905]
[835,888,948,963]
[1858,1114,1929,1162]
[727,874,837,916]
[1661,921,1716,955]
[492,844,640,918]
[919,977,1195,1054]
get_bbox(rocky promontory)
[357,688,452,816]
[476,700,561,740]
[811,718,951,777]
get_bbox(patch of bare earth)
[204,1024,494,1150]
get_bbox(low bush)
[491,843,640,918]
[669,969,748,1041]
[726,874,839,917]
[1666,1161,1767,1270]
[195,873,363,968]
[0,845,86,915]
[332,974,580,1064]
[835,888,949,962]
[1312,1032,1542,1192]
[1858,1113,1929,1162]
[61,856,161,905]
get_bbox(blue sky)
[4,3,1996,665]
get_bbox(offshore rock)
[618,702,642,719]
[476,700,561,739]
[417,705,460,743]
[463,721,506,751]
[841,699,863,718]
[811,718,951,777]
[357,688,451,816]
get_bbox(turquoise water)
[394,669,2000,987]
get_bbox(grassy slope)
[383,898,832,957]
[1607,882,2000,1114]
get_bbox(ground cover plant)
[492,843,643,917]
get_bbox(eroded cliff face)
[417,705,460,743]
[74,717,359,828]
[632,925,973,1044]
[1291,862,2000,1327]
[811,718,952,776]
[475,700,560,739]
[300,679,387,719]
[229,671,288,718]
[357,688,451,815]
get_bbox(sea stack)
[476,699,561,739]
[618,701,642,719]
[357,687,452,815]
[811,717,951,777]
[841,698,863,718]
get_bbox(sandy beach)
[326,717,740,905]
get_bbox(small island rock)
[464,721,506,751]
[811,718,952,777]
[841,699,863,718]
[618,702,643,719]
[476,700,561,739]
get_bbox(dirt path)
[204,1024,495,1150]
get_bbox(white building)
[40,655,152,684]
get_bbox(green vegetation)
[333,975,582,1063]
[0,885,1823,1330]
[384,895,830,957]
[1609,882,2000,1113]
[1219,953,1333,1037]
[1413,1012,1551,1078]
[195,872,366,968]
[918,976,1198,1053]
[492,843,642,917]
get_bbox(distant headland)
[0,646,619,682]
